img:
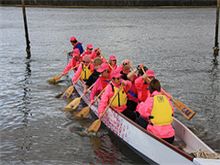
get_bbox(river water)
[0,6,219,165]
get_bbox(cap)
[70,36,77,42]
[146,69,155,77]
[109,55,116,61]
[97,63,110,73]
[87,44,93,49]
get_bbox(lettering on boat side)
[102,111,128,139]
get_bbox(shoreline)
[0,4,216,9]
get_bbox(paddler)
[135,79,175,144]
[90,63,111,104]
[72,55,94,85]
[134,69,155,102]
[70,36,84,54]
[98,69,136,121]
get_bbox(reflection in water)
[90,135,117,164]
[19,57,32,162]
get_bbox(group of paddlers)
[57,36,175,144]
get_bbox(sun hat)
[146,69,155,77]
[97,63,110,73]
[70,36,77,42]
[109,55,116,61]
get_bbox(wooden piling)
[21,0,31,58]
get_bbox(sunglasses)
[87,48,93,51]
[113,77,120,80]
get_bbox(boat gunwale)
[75,79,195,162]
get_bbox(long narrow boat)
[67,57,219,165]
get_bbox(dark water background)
[0,7,219,165]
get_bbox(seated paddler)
[90,63,111,104]
[98,69,136,121]
[72,55,94,85]
[135,79,175,144]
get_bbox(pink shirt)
[134,76,150,102]
[98,80,132,117]
[72,63,94,83]
[62,57,80,75]
[90,77,110,101]
[136,91,175,138]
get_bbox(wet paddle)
[140,67,196,120]
[48,65,79,85]
[64,82,96,111]
[75,85,107,118]
[87,85,122,133]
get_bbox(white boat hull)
[68,67,219,165]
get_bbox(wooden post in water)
[213,0,219,62]
[21,0,31,58]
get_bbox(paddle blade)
[173,99,196,120]
[62,85,74,99]
[64,97,81,111]
[47,75,61,84]
[87,119,101,133]
[75,106,90,118]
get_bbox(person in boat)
[134,69,155,102]
[120,62,132,80]
[108,55,117,71]
[61,48,81,76]
[135,79,175,144]
[90,63,111,104]
[83,57,103,92]
[72,55,94,85]
[70,36,84,54]
[80,44,93,59]
[90,48,107,63]
[98,69,136,121]
[126,67,139,112]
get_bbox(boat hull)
[68,66,219,165]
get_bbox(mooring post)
[213,0,220,62]
[21,0,31,58]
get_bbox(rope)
[191,150,220,159]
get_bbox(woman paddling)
[136,79,175,144]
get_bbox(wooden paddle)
[47,74,62,84]
[48,65,79,85]
[140,67,196,120]
[64,82,96,111]
[87,85,123,133]
[75,85,107,118]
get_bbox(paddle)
[48,65,79,85]
[64,82,96,111]
[75,85,107,118]
[47,74,62,85]
[87,85,123,133]
[140,67,196,120]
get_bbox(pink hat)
[82,55,91,62]
[109,55,116,61]
[97,63,110,73]
[72,48,80,57]
[146,69,155,77]
[111,69,121,79]
[87,44,93,49]
[70,36,77,42]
